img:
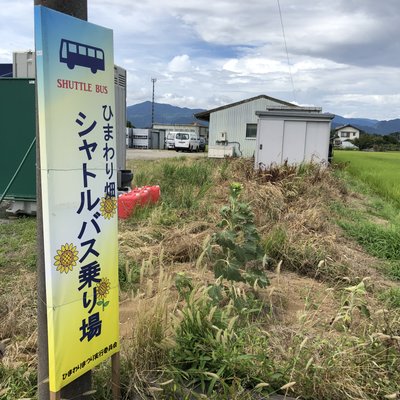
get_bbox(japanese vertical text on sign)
[35,6,119,392]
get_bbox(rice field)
[334,150,400,206]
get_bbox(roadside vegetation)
[349,131,400,151]
[1,154,399,399]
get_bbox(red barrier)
[118,191,140,219]
[145,185,161,203]
[117,185,161,219]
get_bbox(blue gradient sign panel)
[34,6,119,392]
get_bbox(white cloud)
[168,55,192,72]
[1,0,400,119]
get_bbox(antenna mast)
[151,77,157,127]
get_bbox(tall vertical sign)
[35,6,119,392]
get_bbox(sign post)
[35,5,120,398]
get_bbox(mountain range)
[127,101,400,134]
[127,101,206,129]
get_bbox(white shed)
[255,108,334,168]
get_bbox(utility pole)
[34,2,91,400]
[151,77,157,128]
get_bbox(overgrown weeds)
[0,363,37,400]
[2,155,400,399]
[266,275,400,400]
[129,158,215,218]
[165,280,273,398]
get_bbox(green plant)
[210,183,268,287]
[118,257,140,291]
[332,280,370,330]
[0,364,37,400]
[339,220,400,260]
[388,262,400,280]
[263,226,287,262]
[175,272,194,300]
[219,159,231,181]
[128,158,214,217]
[379,287,400,308]
[167,283,272,397]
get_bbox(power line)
[277,0,296,102]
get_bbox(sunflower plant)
[210,183,268,287]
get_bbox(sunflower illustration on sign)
[97,277,111,310]
[100,195,117,220]
[54,243,79,274]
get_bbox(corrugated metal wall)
[153,123,209,139]
[114,65,127,172]
[209,98,288,157]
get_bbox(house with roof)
[334,124,360,147]
[194,94,296,158]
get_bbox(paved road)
[126,149,207,161]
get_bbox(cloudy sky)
[2,0,400,120]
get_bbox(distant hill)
[127,101,206,128]
[332,116,379,128]
[332,116,400,135]
[127,101,400,134]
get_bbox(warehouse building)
[152,122,208,140]
[194,94,296,158]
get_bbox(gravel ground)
[126,148,207,161]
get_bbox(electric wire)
[276,0,296,102]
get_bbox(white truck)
[166,131,177,149]
[174,132,200,152]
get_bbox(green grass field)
[334,150,400,206]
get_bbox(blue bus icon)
[59,39,105,74]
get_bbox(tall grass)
[0,364,37,399]
[126,158,215,224]
[334,150,400,206]
[0,216,36,273]
[2,156,400,399]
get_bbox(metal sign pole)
[112,352,121,398]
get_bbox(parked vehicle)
[199,137,206,152]
[174,132,199,152]
[166,132,177,150]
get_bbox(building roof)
[153,122,208,128]
[0,64,13,78]
[256,109,334,120]
[334,124,360,131]
[194,94,297,121]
